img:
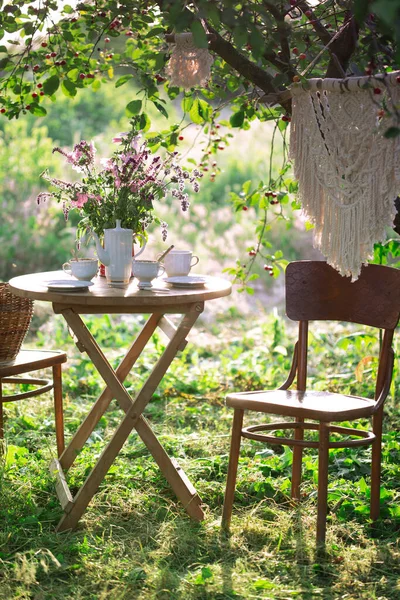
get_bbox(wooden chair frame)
[222,261,400,545]
[0,350,67,456]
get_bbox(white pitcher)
[91,220,146,287]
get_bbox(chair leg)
[291,418,304,500]
[0,379,3,440]
[316,421,330,545]
[370,407,383,521]
[222,408,244,530]
[52,364,65,457]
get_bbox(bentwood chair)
[0,284,67,457]
[222,261,400,544]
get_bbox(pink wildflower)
[100,157,113,170]
[112,132,128,143]
[72,192,89,208]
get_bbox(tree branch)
[325,11,359,77]
[207,25,278,96]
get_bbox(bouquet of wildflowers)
[37,123,202,241]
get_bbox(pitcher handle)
[132,234,147,260]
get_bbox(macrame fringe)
[290,71,400,280]
[166,33,213,89]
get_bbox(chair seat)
[0,349,67,377]
[226,389,376,421]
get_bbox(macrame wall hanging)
[166,32,213,89]
[290,71,400,281]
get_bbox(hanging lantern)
[166,33,213,89]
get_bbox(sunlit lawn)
[1,309,399,599]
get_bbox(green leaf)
[233,25,248,48]
[304,220,314,231]
[6,445,29,468]
[43,75,59,96]
[145,27,165,38]
[63,31,74,42]
[189,98,211,124]
[139,112,151,132]
[152,100,168,118]
[201,567,213,580]
[190,20,208,49]
[61,78,76,97]
[230,110,245,128]
[254,579,275,590]
[371,0,400,26]
[63,4,74,14]
[249,27,264,58]
[242,180,252,195]
[115,74,134,88]
[24,22,33,36]
[358,477,368,494]
[353,0,370,22]
[383,126,400,139]
[205,5,220,25]
[31,105,47,117]
[278,118,289,132]
[126,99,142,115]
[181,95,194,113]
[67,68,79,82]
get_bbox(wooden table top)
[9,271,232,309]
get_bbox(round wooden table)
[9,271,232,531]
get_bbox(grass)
[0,308,399,599]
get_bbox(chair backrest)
[285,261,400,393]
[286,261,400,329]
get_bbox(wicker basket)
[0,283,34,364]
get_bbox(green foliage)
[0,1,399,286]
[0,119,75,281]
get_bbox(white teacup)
[163,250,199,277]
[63,258,99,281]
[132,260,165,289]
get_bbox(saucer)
[46,279,94,292]
[165,276,208,289]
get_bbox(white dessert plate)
[165,276,208,289]
[46,279,94,292]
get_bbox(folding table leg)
[128,306,204,418]
[135,417,204,521]
[55,303,205,530]
[56,404,142,532]
[60,313,161,471]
